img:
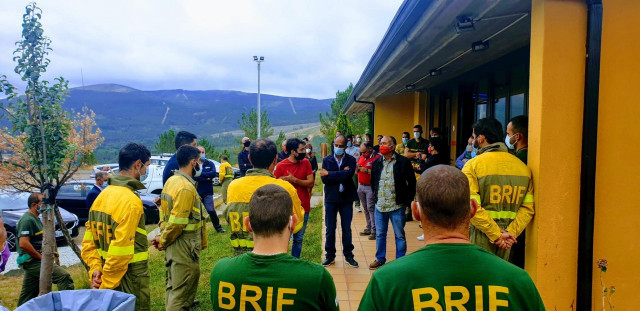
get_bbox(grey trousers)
[357,184,376,232]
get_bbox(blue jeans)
[375,208,407,263]
[324,202,354,259]
[291,212,309,258]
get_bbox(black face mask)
[244,141,251,147]
[296,152,306,161]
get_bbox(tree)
[275,130,286,150]
[154,129,176,153]
[237,108,274,141]
[319,83,370,143]
[0,3,102,294]
[335,114,353,137]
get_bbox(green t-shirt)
[16,212,43,256]
[358,243,545,311]
[406,138,429,166]
[210,252,339,311]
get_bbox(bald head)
[416,165,471,230]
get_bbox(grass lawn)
[0,200,324,310]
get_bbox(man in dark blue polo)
[194,145,226,233]
[86,171,108,209]
[320,135,359,268]
[162,131,197,185]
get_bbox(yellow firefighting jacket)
[81,175,148,289]
[224,169,304,252]
[462,143,535,242]
[219,162,234,183]
[158,170,207,249]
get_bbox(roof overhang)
[345,0,531,114]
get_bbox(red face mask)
[379,145,393,155]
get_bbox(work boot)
[359,229,371,236]
[368,233,376,240]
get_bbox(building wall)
[526,0,586,308]
[592,1,640,308]
[374,93,423,140]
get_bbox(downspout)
[577,0,603,309]
[354,96,375,136]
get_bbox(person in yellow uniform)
[462,118,535,262]
[224,138,304,256]
[152,145,208,311]
[81,143,152,311]
[218,155,234,205]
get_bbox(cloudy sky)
[0,1,403,99]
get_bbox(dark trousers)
[19,259,74,306]
[324,202,354,259]
[202,194,222,230]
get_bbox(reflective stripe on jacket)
[223,169,304,253]
[158,170,208,250]
[462,143,535,242]
[81,175,148,290]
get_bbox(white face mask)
[505,134,516,149]
[193,162,203,177]
[414,132,421,139]
[305,148,311,153]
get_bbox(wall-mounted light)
[455,16,475,34]
[430,69,441,76]
[406,84,415,91]
[472,40,489,52]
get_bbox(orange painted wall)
[374,93,421,140]
[592,1,640,308]
[527,0,586,308]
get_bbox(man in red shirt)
[357,141,380,240]
[274,138,315,258]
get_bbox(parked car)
[149,154,240,186]
[1,191,79,252]
[90,163,119,178]
[55,180,160,225]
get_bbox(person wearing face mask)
[210,184,340,311]
[345,135,361,212]
[506,115,529,164]
[320,135,359,268]
[404,125,429,170]
[274,138,314,258]
[395,132,410,154]
[356,141,380,240]
[238,137,253,177]
[82,143,151,311]
[194,146,225,233]
[355,134,363,146]
[456,136,478,169]
[162,131,197,186]
[224,139,305,256]
[462,118,535,264]
[152,145,209,311]
[305,143,318,178]
[368,136,416,270]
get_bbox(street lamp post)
[253,56,264,138]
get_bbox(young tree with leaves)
[237,108,274,140]
[0,3,102,294]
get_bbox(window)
[58,184,83,197]
[510,93,525,118]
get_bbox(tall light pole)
[253,56,264,138]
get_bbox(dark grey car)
[0,191,79,252]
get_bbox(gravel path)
[1,246,82,274]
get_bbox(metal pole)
[257,61,261,139]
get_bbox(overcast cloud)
[0,0,403,99]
